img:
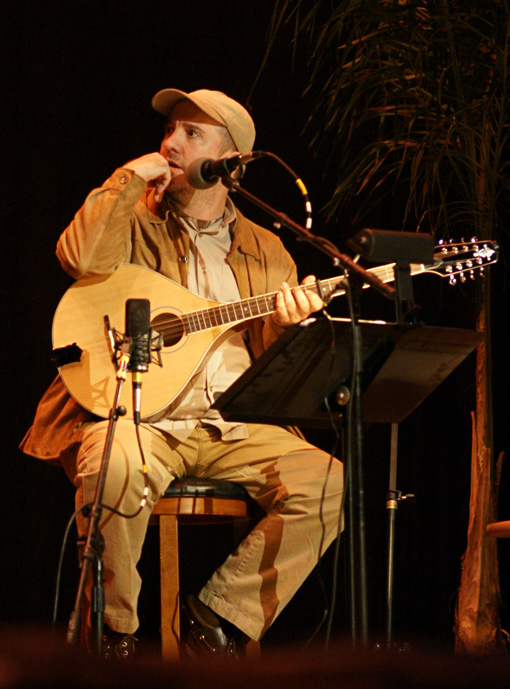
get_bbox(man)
[21,88,344,659]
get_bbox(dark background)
[1,0,509,655]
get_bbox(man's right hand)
[123,153,171,202]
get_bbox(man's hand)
[273,275,323,327]
[263,275,323,348]
[123,153,171,202]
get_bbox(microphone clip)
[186,151,266,189]
[109,326,164,371]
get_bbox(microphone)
[186,152,264,189]
[125,299,151,424]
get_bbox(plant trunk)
[454,276,504,654]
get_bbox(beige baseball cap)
[151,88,256,154]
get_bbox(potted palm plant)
[258,0,510,653]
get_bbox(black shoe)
[181,594,246,659]
[102,626,137,660]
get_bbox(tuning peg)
[449,275,457,285]
[460,272,467,283]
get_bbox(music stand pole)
[385,422,415,648]
[385,423,399,646]
[66,342,130,652]
[348,318,369,644]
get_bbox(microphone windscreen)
[125,299,151,338]
[186,157,217,190]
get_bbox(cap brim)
[151,89,225,127]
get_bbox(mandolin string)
[148,272,362,338]
[149,278,347,338]
[146,246,480,339]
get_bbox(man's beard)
[165,173,195,208]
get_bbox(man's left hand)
[272,275,323,327]
[263,276,323,348]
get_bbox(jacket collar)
[143,189,261,261]
[229,208,261,260]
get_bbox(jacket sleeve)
[56,168,148,279]
[243,232,299,358]
[19,375,95,463]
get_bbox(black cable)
[249,151,313,230]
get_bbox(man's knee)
[306,452,344,497]
[77,423,145,499]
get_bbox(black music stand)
[213,317,483,643]
[213,318,482,426]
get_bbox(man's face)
[159,100,233,203]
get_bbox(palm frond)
[259,0,510,239]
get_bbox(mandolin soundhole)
[151,312,185,347]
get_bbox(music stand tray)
[213,318,483,427]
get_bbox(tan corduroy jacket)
[20,168,298,465]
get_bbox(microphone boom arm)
[222,178,396,301]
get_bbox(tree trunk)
[454,279,504,654]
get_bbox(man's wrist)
[267,316,286,335]
[262,316,287,349]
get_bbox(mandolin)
[52,239,498,419]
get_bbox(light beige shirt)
[149,199,251,440]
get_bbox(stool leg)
[159,514,180,661]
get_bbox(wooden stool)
[151,476,260,661]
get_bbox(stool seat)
[152,476,251,522]
[162,476,251,499]
[151,476,259,660]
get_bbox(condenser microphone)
[125,299,151,424]
[186,152,265,189]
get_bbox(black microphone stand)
[221,175,396,646]
[66,340,131,653]
[224,179,396,302]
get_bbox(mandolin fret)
[184,293,279,333]
[371,265,396,282]
[207,307,222,328]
